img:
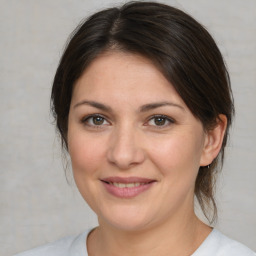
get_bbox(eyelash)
[81,114,110,128]
[146,115,175,128]
[81,114,175,129]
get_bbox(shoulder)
[193,229,255,256]
[215,230,256,256]
[14,230,90,256]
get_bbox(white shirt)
[14,229,255,256]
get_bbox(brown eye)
[92,116,105,125]
[147,115,174,128]
[154,117,166,126]
[82,115,110,127]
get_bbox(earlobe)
[200,114,227,167]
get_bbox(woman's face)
[68,52,210,231]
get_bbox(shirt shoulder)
[14,230,90,256]
[193,229,255,256]
[216,230,256,256]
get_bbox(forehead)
[72,51,186,107]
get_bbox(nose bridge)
[107,122,145,169]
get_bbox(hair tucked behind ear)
[51,1,234,223]
[196,164,218,222]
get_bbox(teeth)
[111,182,145,188]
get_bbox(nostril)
[106,131,146,169]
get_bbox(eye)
[82,114,110,127]
[147,115,174,127]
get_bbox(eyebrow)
[73,100,113,112]
[73,100,184,112]
[139,102,185,112]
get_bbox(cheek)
[68,133,105,175]
[67,132,107,210]
[148,132,204,178]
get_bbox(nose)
[107,125,145,170]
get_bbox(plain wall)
[1,0,255,255]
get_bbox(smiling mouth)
[103,181,152,188]
[100,177,156,198]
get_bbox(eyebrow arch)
[139,102,185,112]
[73,100,184,112]
[73,100,113,112]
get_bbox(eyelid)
[81,114,111,126]
[80,113,175,128]
[145,114,175,127]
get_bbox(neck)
[87,211,211,256]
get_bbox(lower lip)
[101,182,155,198]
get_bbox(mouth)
[100,177,156,198]
[103,182,151,188]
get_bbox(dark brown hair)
[51,1,234,223]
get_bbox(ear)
[200,114,228,167]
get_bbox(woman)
[16,1,255,255]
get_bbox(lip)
[101,176,155,184]
[100,176,156,198]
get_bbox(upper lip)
[101,176,156,184]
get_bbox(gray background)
[1,0,255,255]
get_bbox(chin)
[104,218,153,232]
[98,205,156,232]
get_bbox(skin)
[67,51,227,256]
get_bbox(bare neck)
[87,212,212,256]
